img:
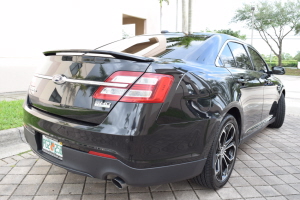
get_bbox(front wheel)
[193,114,238,189]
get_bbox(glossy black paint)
[30,56,150,124]
[24,126,206,186]
[23,33,285,185]
[272,66,286,75]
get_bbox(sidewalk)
[0,114,300,200]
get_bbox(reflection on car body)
[23,32,286,189]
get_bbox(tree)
[296,24,300,35]
[159,0,169,31]
[261,54,266,59]
[182,0,187,33]
[188,0,193,34]
[294,51,300,61]
[215,29,246,40]
[232,0,300,66]
[202,29,246,40]
[282,53,293,60]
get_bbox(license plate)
[42,135,63,160]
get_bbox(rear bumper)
[24,127,206,186]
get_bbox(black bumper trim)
[24,127,206,186]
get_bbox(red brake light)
[92,71,174,103]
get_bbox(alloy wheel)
[214,122,237,182]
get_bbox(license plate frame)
[42,135,63,160]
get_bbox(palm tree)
[188,0,193,34]
[182,0,187,33]
[159,0,169,31]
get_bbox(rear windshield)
[96,34,210,60]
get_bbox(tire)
[268,94,285,128]
[193,114,238,189]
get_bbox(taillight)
[92,71,174,103]
[120,73,174,103]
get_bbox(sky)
[0,0,299,59]
[162,0,300,57]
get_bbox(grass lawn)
[284,68,300,76]
[0,100,24,130]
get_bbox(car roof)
[97,32,248,65]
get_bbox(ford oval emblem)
[52,74,66,85]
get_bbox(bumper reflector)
[88,151,117,159]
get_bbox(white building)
[0,0,161,93]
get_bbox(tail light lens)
[92,71,174,103]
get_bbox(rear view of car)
[23,33,285,189]
[23,34,211,188]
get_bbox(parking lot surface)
[1,114,300,200]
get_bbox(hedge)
[265,60,298,68]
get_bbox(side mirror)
[272,66,285,75]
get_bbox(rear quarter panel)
[146,61,241,161]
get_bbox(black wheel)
[268,94,285,128]
[194,114,238,189]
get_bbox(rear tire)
[268,94,285,128]
[193,114,238,189]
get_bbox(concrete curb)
[0,127,23,143]
[0,127,30,159]
[0,91,27,101]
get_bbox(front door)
[247,47,281,121]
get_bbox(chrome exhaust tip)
[112,177,127,189]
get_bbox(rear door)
[220,42,264,138]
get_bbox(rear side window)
[219,44,236,68]
[228,42,253,70]
[248,47,268,73]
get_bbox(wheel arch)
[225,106,242,142]
[282,89,285,97]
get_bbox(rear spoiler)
[43,49,154,62]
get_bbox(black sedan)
[23,32,285,189]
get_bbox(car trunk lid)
[29,50,152,124]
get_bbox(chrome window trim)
[215,40,248,67]
[34,74,51,80]
[34,74,129,88]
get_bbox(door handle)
[237,78,248,84]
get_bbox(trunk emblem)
[52,74,66,85]
[94,100,111,108]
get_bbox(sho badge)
[94,100,111,108]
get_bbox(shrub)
[266,60,298,68]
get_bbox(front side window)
[228,42,253,70]
[248,47,268,73]
[219,44,236,68]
